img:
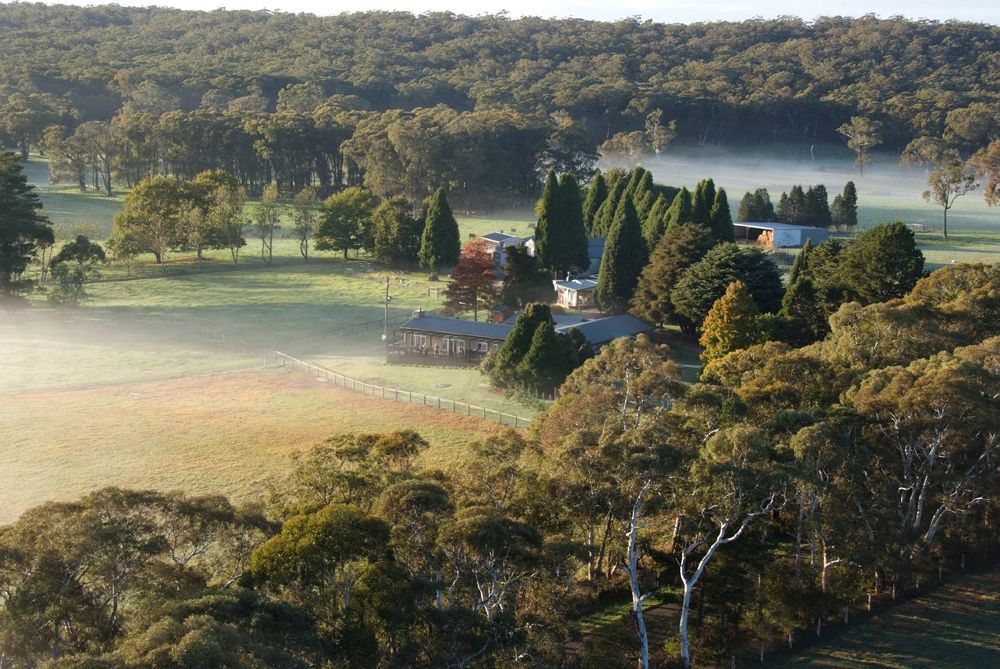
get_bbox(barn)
[733,222,829,248]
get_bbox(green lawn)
[767,570,1000,668]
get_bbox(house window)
[412,334,428,350]
[451,339,466,355]
[475,341,490,353]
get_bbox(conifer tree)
[642,193,669,247]
[663,187,693,231]
[582,170,608,235]
[777,276,828,346]
[623,167,645,198]
[633,170,656,220]
[830,181,858,230]
[804,184,832,228]
[533,169,560,273]
[777,185,807,224]
[699,280,765,363]
[631,223,715,327]
[558,172,590,272]
[418,187,460,270]
[489,303,553,388]
[591,174,627,237]
[788,238,812,284]
[708,187,734,242]
[736,188,775,222]
[518,320,575,395]
[596,196,647,312]
[692,178,716,225]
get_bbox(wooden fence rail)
[271,350,532,429]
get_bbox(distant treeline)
[0,6,998,205]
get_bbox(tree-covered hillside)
[0,5,996,148]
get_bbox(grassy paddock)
[0,368,506,524]
[767,569,1000,668]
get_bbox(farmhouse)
[553,277,598,308]
[388,310,653,366]
[733,222,829,248]
[476,232,526,271]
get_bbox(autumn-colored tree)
[442,240,500,322]
[699,280,766,363]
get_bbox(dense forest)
[1,5,998,207]
[2,261,999,668]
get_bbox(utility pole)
[382,276,391,345]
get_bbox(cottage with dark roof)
[388,310,653,366]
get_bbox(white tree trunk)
[626,482,652,669]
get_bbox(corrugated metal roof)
[565,314,654,345]
[479,232,523,244]
[398,315,512,339]
[734,222,828,231]
[553,278,598,291]
[399,313,653,347]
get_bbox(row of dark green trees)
[2,260,998,668]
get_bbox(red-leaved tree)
[443,240,500,321]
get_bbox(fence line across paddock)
[193,329,533,429]
[269,350,533,429]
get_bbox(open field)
[768,569,1000,668]
[0,367,506,524]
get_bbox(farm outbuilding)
[733,222,829,248]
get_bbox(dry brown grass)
[0,368,506,523]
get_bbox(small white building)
[553,277,598,308]
[477,232,526,271]
[733,222,829,248]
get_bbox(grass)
[767,569,1000,668]
[0,368,507,524]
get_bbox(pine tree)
[642,193,669,247]
[737,188,775,222]
[692,178,716,225]
[777,185,806,224]
[804,185,832,228]
[663,187,693,231]
[623,167,645,198]
[788,238,812,284]
[558,172,591,272]
[533,169,560,273]
[489,303,553,388]
[582,170,608,235]
[518,320,575,395]
[0,151,53,297]
[831,181,858,230]
[777,276,828,346]
[591,175,626,237]
[633,170,656,220]
[631,223,715,327]
[708,187,734,242]
[699,280,765,363]
[418,187,460,270]
[596,196,647,312]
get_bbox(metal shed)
[733,222,829,248]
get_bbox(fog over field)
[601,143,998,231]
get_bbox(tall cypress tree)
[831,181,858,231]
[663,186,693,231]
[699,280,765,363]
[489,303,553,388]
[592,175,626,237]
[582,170,608,235]
[533,169,560,273]
[737,188,775,222]
[708,187,734,242]
[596,196,647,312]
[633,170,656,220]
[642,193,669,247]
[557,172,591,273]
[788,238,812,284]
[777,275,828,346]
[692,178,716,226]
[804,185,832,228]
[418,187,460,270]
[518,320,574,394]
